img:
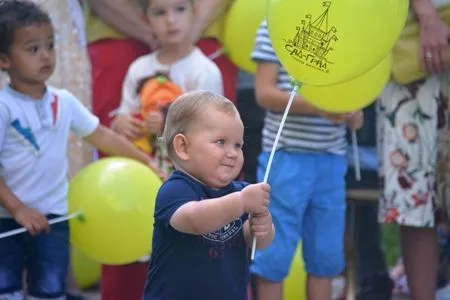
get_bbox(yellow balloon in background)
[204,18,223,40]
[222,0,267,73]
[300,54,392,113]
[284,246,307,300]
[72,247,100,289]
[69,158,161,265]
[267,0,408,86]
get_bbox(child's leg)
[26,215,69,300]
[0,218,26,300]
[400,226,437,300]
[251,151,314,300]
[66,257,85,298]
[303,154,347,300]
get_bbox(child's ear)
[172,133,190,161]
[0,54,10,71]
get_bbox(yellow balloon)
[300,54,392,113]
[72,247,100,289]
[267,0,408,86]
[222,0,266,73]
[284,246,307,300]
[204,19,223,40]
[69,158,161,265]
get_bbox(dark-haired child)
[0,1,155,299]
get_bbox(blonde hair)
[162,90,237,158]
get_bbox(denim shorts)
[0,214,69,299]
[250,151,347,281]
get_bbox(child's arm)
[170,182,270,235]
[251,23,318,115]
[255,63,351,124]
[88,0,157,48]
[190,0,233,43]
[255,62,319,115]
[84,125,151,166]
[252,22,349,123]
[347,110,364,130]
[65,90,156,171]
[170,192,243,235]
[0,179,49,235]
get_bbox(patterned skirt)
[378,75,450,227]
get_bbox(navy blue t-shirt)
[143,171,249,300]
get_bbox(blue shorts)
[250,151,347,281]
[0,215,69,299]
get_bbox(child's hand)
[12,204,49,235]
[250,207,273,237]
[145,111,164,134]
[319,111,352,124]
[346,110,364,130]
[240,183,270,214]
[112,115,145,140]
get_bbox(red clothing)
[101,263,148,300]
[89,38,149,128]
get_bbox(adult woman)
[378,0,450,299]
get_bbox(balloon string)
[0,210,82,239]
[251,84,299,260]
[351,130,361,181]
[208,48,225,61]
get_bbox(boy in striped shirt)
[250,20,363,300]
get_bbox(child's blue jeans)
[250,151,347,281]
[0,214,69,299]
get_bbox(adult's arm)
[87,0,156,47]
[191,0,233,42]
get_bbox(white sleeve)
[0,102,9,151]
[188,63,224,96]
[116,65,140,115]
[64,91,99,137]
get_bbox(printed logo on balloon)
[283,2,337,75]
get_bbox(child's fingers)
[124,130,140,140]
[251,225,270,236]
[129,117,145,127]
[252,207,269,218]
[128,123,144,138]
[25,222,38,236]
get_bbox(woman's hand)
[418,8,450,74]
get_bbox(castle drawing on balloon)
[283,1,338,73]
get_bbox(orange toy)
[133,74,183,154]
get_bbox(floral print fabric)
[378,75,450,227]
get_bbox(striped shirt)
[252,21,347,155]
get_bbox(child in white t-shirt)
[111,0,223,179]
[0,1,154,299]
